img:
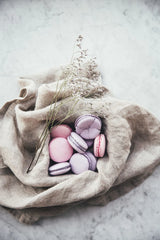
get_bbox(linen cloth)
[0,64,160,224]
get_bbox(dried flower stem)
[26,80,77,173]
[35,79,62,148]
[26,96,79,173]
[26,34,99,173]
[26,78,63,173]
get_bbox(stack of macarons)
[48,114,106,176]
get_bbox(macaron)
[69,152,97,174]
[50,124,72,139]
[49,162,71,176]
[75,114,102,139]
[85,139,94,147]
[94,134,106,157]
[49,137,73,162]
[84,151,97,171]
[67,132,88,153]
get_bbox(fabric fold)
[0,64,160,224]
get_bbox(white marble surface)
[0,0,160,239]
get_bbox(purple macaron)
[49,162,71,176]
[75,114,102,139]
[69,152,97,174]
[85,139,94,147]
[67,132,88,153]
[83,151,97,171]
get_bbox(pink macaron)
[49,137,73,162]
[50,124,72,139]
[94,134,106,157]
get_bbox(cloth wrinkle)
[0,64,160,224]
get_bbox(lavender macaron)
[69,152,97,174]
[75,114,102,139]
[85,139,94,147]
[49,162,71,176]
[67,132,88,153]
[83,151,97,171]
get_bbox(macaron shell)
[84,152,97,171]
[75,114,101,127]
[69,153,89,174]
[49,162,71,171]
[50,124,72,139]
[49,162,71,175]
[79,128,100,140]
[67,132,88,153]
[49,137,73,162]
[94,134,106,157]
[94,136,99,157]
[75,115,102,139]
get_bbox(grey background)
[0,0,160,239]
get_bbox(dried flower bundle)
[26,35,101,173]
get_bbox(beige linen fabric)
[0,65,160,224]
